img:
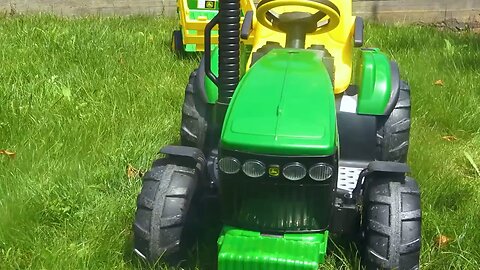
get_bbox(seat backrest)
[248,0,356,94]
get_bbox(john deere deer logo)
[205,1,215,9]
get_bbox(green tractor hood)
[221,49,336,156]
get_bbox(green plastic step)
[188,9,218,20]
[218,227,329,270]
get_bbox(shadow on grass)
[430,181,476,212]
[123,231,188,270]
[325,235,364,269]
[122,232,151,270]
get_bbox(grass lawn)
[0,15,479,269]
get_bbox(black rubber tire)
[376,81,411,162]
[362,176,421,270]
[180,69,208,150]
[133,159,198,263]
[171,30,184,55]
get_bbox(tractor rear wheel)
[376,81,411,162]
[362,176,421,270]
[171,30,184,55]
[180,69,208,150]
[133,158,198,263]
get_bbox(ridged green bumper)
[217,227,329,270]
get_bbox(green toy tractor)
[133,0,422,269]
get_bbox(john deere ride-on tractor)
[134,0,422,269]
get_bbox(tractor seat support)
[273,11,320,49]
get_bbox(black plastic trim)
[337,111,377,163]
[204,14,220,86]
[354,17,364,47]
[195,56,209,103]
[240,10,254,39]
[194,60,219,152]
[330,201,359,234]
[351,161,410,199]
[218,149,338,233]
[367,161,410,174]
[160,145,206,171]
[206,149,219,188]
[250,42,283,67]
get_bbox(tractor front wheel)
[362,176,421,270]
[133,159,198,263]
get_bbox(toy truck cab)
[172,0,255,53]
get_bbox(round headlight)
[218,157,241,174]
[282,162,307,181]
[242,160,266,178]
[309,163,333,181]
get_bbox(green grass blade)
[464,151,480,177]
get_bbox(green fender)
[204,46,219,104]
[355,48,393,115]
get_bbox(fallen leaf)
[435,234,451,248]
[442,135,457,142]
[434,80,444,86]
[126,164,138,178]
[126,164,144,178]
[0,149,16,158]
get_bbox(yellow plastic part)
[177,0,256,51]
[248,0,356,94]
[256,0,340,34]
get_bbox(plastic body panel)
[337,111,377,165]
[204,46,219,103]
[247,0,356,93]
[221,49,336,156]
[218,227,329,270]
[355,48,392,115]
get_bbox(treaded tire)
[133,159,198,263]
[171,30,184,55]
[377,81,411,162]
[362,176,421,270]
[180,69,208,149]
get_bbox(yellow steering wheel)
[256,0,341,35]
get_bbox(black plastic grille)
[219,150,338,233]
